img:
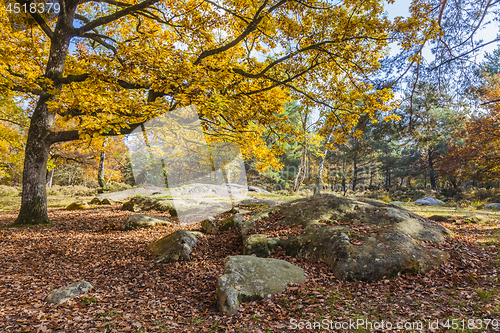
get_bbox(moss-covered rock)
[150,230,197,263]
[242,234,281,257]
[238,198,277,206]
[201,217,218,234]
[66,201,90,210]
[216,255,305,315]
[243,194,451,281]
[462,215,492,224]
[219,214,245,231]
[122,196,177,216]
[45,281,93,304]
[90,197,115,205]
[122,214,171,230]
[428,215,456,222]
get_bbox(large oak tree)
[0,0,436,225]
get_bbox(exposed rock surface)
[428,215,456,222]
[238,198,277,206]
[463,215,492,224]
[390,201,409,206]
[94,184,269,202]
[216,255,305,316]
[90,197,115,205]
[150,230,198,263]
[414,197,445,206]
[45,281,93,304]
[485,203,500,210]
[122,214,171,230]
[219,214,245,231]
[201,217,219,234]
[66,201,90,210]
[241,194,451,281]
[122,196,177,216]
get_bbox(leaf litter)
[0,206,499,332]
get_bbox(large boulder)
[216,255,305,316]
[45,281,93,304]
[122,214,171,230]
[122,196,177,216]
[66,201,90,210]
[414,197,445,206]
[150,230,197,263]
[242,194,451,281]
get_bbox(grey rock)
[463,215,492,224]
[238,198,277,207]
[485,203,500,210]
[216,255,305,315]
[428,215,456,222]
[90,197,115,205]
[414,197,445,206]
[219,214,245,231]
[242,194,450,281]
[150,230,197,263]
[390,201,409,206]
[201,217,219,234]
[242,234,280,257]
[122,196,177,216]
[122,214,171,231]
[45,281,93,304]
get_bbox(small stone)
[45,281,93,304]
[201,217,218,234]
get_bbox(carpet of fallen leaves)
[1,206,500,332]
[246,211,304,237]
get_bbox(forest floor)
[1,198,500,332]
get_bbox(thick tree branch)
[193,0,271,65]
[74,0,162,35]
[48,122,143,144]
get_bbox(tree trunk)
[15,12,75,225]
[341,159,347,196]
[428,149,437,190]
[384,149,390,190]
[315,134,332,195]
[293,146,307,193]
[46,169,54,188]
[352,152,358,192]
[369,165,373,187]
[98,139,107,188]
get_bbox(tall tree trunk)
[341,158,347,196]
[315,134,331,195]
[293,146,307,193]
[352,152,358,192]
[46,169,54,188]
[15,10,76,225]
[384,149,390,190]
[428,149,437,190]
[369,165,373,187]
[98,139,107,188]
